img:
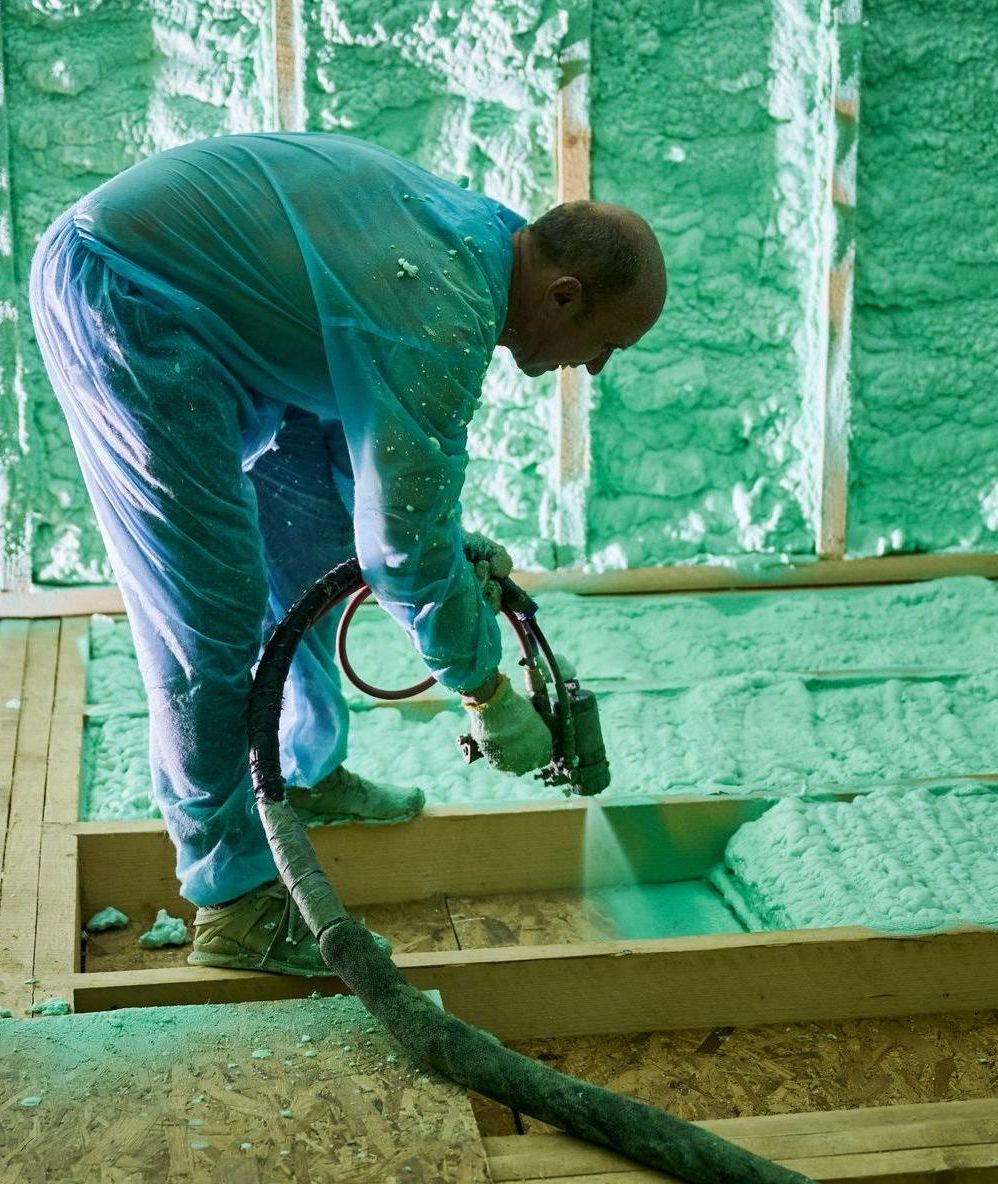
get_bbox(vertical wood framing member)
[817,1,862,558]
[553,43,592,567]
[0,619,29,876]
[274,0,304,132]
[0,619,59,1016]
[31,617,88,1008]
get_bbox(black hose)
[248,558,816,1184]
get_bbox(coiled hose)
[247,557,816,1184]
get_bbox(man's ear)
[547,275,583,308]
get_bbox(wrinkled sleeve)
[329,328,501,693]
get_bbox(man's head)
[499,201,667,378]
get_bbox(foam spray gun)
[335,568,610,796]
[455,575,611,796]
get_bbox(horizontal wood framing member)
[484,1098,998,1183]
[73,797,777,918]
[65,797,998,1038]
[4,552,998,617]
[57,923,998,1041]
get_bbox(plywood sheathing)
[470,1010,998,1140]
[0,994,488,1182]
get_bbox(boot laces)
[259,882,304,964]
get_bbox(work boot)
[186,877,392,977]
[286,765,425,828]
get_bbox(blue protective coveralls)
[29,132,525,906]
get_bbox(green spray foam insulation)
[82,576,998,819]
[8,2,995,583]
[847,0,998,556]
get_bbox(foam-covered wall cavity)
[587,0,830,569]
[302,0,582,568]
[2,0,276,585]
[4,1,998,584]
[847,1,998,556]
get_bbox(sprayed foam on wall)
[847,2,998,556]
[4,3,997,584]
[586,0,830,569]
[3,0,276,584]
[303,0,583,568]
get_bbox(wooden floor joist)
[0,619,60,1017]
[485,1098,998,1182]
[31,616,87,1011]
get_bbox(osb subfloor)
[3,610,998,1182]
[84,891,998,1139]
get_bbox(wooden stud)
[69,789,998,1036]
[274,0,304,132]
[513,552,998,595]
[63,923,998,1040]
[0,618,29,874]
[30,829,79,1012]
[46,615,87,824]
[74,796,774,919]
[553,43,593,567]
[0,586,124,619]
[31,618,88,1009]
[817,2,862,559]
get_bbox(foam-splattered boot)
[186,878,392,976]
[286,765,425,828]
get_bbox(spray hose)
[247,557,816,1184]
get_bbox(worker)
[29,132,666,976]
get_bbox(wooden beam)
[31,618,87,1007]
[0,620,59,1016]
[514,552,998,595]
[817,2,862,559]
[0,586,124,618]
[45,616,87,824]
[6,552,998,617]
[274,0,303,132]
[553,43,592,567]
[484,1098,998,1182]
[65,924,998,1039]
[74,797,774,919]
[0,11,32,596]
[0,618,29,875]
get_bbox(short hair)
[529,201,644,304]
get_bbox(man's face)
[509,279,660,378]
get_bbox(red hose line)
[335,582,531,701]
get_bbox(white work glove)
[461,529,513,615]
[462,674,553,776]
